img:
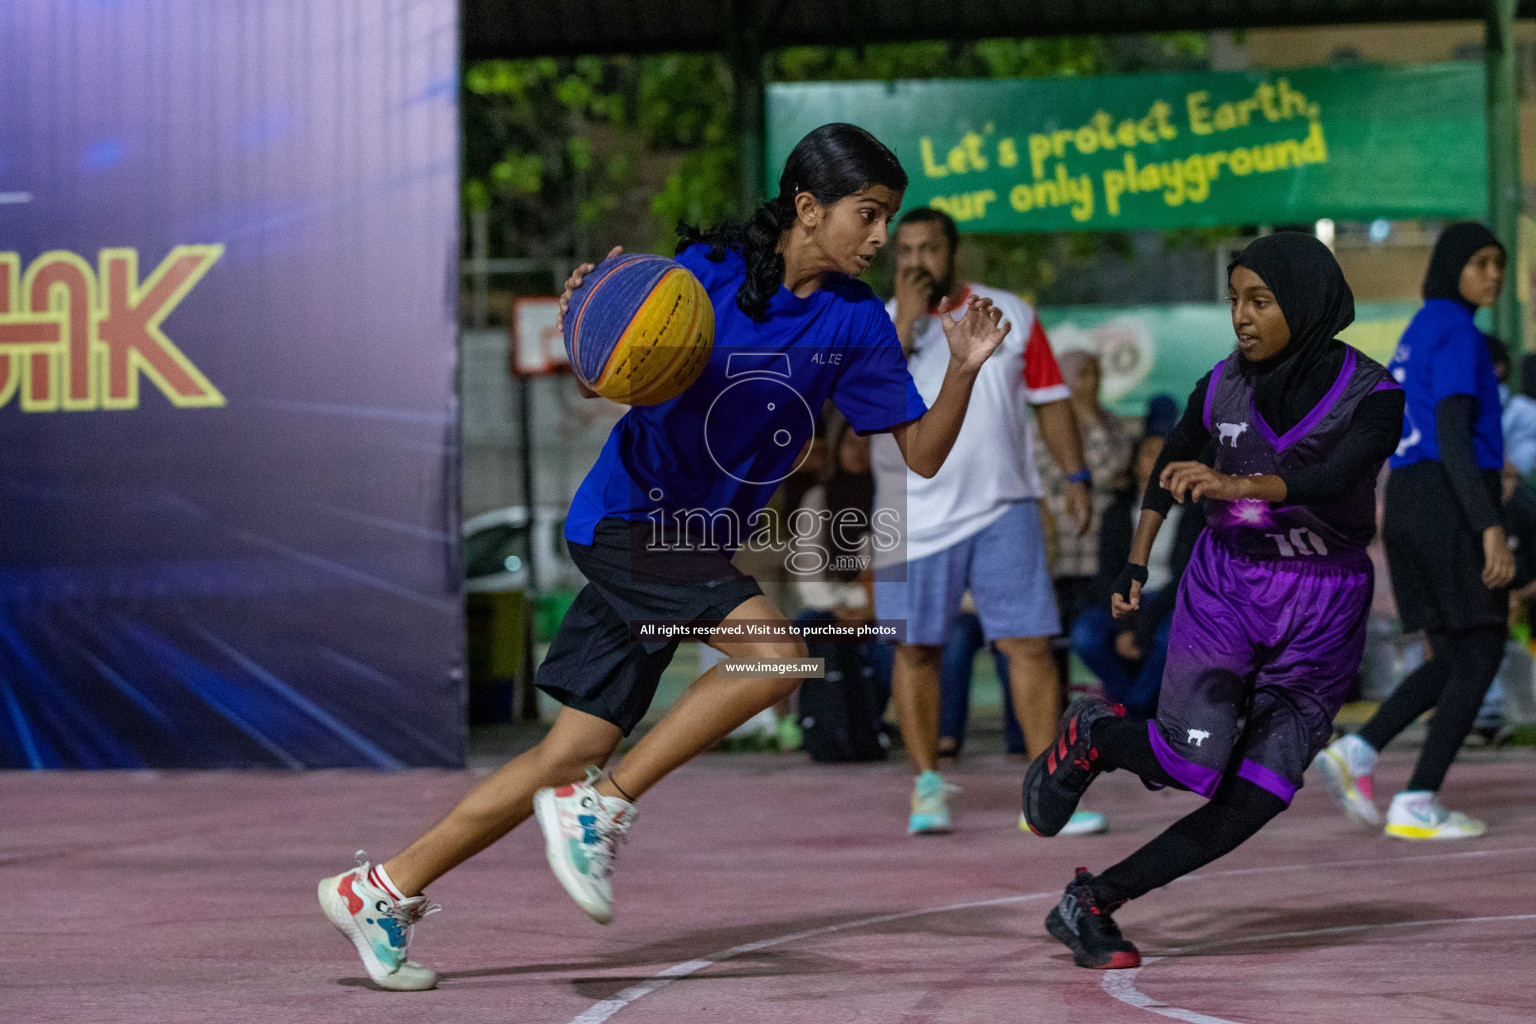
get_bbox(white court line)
[563,844,1536,1024]
[0,192,32,204]
[1102,964,1237,1024]
[568,891,1057,1024]
[1102,913,1536,1024]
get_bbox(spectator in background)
[1486,334,1536,476]
[1070,396,1201,717]
[1475,335,1536,733]
[873,207,1094,836]
[1036,351,1135,701]
[938,350,1135,763]
[1317,221,1512,840]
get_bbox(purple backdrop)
[0,1,464,768]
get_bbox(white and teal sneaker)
[533,767,636,925]
[1314,734,1380,826]
[1021,809,1107,835]
[908,769,956,835]
[318,852,440,991]
[1384,791,1486,840]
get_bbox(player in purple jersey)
[1021,233,1405,970]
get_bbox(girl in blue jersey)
[1316,221,1514,839]
[317,123,1010,990]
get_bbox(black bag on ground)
[799,641,888,763]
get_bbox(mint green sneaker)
[533,767,636,924]
[776,714,803,753]
[908,769,956,835]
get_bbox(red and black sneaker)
[1044,868,1141,970]
[1021,696,1122,836]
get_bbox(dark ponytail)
[678,123,908,322]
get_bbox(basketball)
[563,253,715,405]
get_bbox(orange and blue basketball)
[563,253,715,405]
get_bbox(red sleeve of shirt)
[1022,317,1065,391]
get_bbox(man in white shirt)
[873,208,1095,836]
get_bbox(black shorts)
[1383,461,1506,634]
[535,517,763,734]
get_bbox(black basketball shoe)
[1022,696,1122,836]
[1044,868,1141,970]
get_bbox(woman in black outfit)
[1315,222,1515,839]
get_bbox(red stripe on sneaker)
[1047,752,1058,773]
[1068,716,1077,744]
[554,785,576,798]
[338,872,365,914]
[1057,736,1069,759]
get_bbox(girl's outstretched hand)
[937,295,1010,373]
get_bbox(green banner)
[1036,302,1420,416]
[767,64,1486,232]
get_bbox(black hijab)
[1423,221,1504,312]
[1229,232,1355,436]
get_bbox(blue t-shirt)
[1387,298,1504,470]
[565,244,928,547]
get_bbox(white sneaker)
[1313,735,1380,826]
[533,767,636,924]
[1384,791,1486,840]
[1024,809,1107,836]
[317,852,440,991]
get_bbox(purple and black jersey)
[1200,345,1399,562]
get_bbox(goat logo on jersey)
[1216,421,1248,447]
[1187,728,1211,747]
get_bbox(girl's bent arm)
[889,295,1009,478]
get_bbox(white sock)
[369,862,408,901]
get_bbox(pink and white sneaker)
[1313,734,1380,826]
[533,767,636,925]
[318,852,440,991]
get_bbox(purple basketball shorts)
[1149,532,1372,805]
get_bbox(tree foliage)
[463,34,1211,297]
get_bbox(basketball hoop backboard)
[511,297,568,376]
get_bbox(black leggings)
[1357,625,1505,792]
[1089,717,1287,906]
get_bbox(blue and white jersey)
[1388,298,1504,470]
[566,244,927,548]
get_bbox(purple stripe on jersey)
[1250,348,1357,452]
[1371,379,1402,393]
[1147,720,1222,798]
[1237,758,1298,804]
[1202,358,1227,431]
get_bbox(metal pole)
[1487,0,1522,354]
[517,372,539,720]
[731,0,766,216]
[470,207,489,331]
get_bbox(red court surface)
[7,747,1534,1024]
